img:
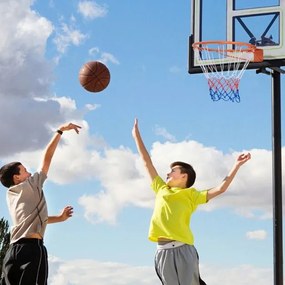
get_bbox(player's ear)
[13,174,19,184]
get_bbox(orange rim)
[192,40,263,62]
[192,40,257,52]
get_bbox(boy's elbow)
[207,188,226,201]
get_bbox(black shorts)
[1,238,48,285]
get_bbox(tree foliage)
[0,218,10,274]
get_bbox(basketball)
[78,61,111,92]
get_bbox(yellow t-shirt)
[148,176,208,245]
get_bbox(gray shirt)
[6,171,48,243]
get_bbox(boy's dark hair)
[0,162,22,188]
[170,161,196,188]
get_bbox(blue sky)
[0,0,284,284]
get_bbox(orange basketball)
[78,61,110,92]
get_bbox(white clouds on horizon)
[49,257,157,285]
[201,263,273,285]
[48,256,273,285]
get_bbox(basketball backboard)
[189,0,285,74]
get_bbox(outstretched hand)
[236,153,251,167]
[60,206,74,221]
[59,123,81,134]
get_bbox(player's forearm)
[132,119,158,180]
[47,215,65,224]
[41,131,62,174]
[44,132,62,161]
[207,164,240,200]
[134,135,158,180]
[134,130,152,165]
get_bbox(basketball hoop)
[192,41,263,102]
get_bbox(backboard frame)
[188,0,285,74]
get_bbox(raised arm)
[132,118,158,181]
[41,122,81,175]
[207,153,251,201]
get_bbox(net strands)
[194,42,254,102]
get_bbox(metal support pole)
[271,69,283,285]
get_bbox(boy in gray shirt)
[0,122,81,285]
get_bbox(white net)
[193,41,255,102]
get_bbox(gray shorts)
[154,242,206,285]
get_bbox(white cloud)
[79,193,119,224]
[76,140,283,224]
[85,103,100,111]
[78,1,108,20]
[89,46,100,56]
[100,52,120,65]
[54,22,87,54]
[49,257,157,285]
[0,11,52,83]
[88,47,120,65]
[154,125,176,142]
[246,230,267,240]
[78,146,154,224]
[0,0,63,156]
[0,1,53,61]
[201,263,273,285]
[48,257,273,285]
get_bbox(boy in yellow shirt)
[132,118,251,285]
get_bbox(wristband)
[57,130,63,135]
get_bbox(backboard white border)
[190,0,285,72]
